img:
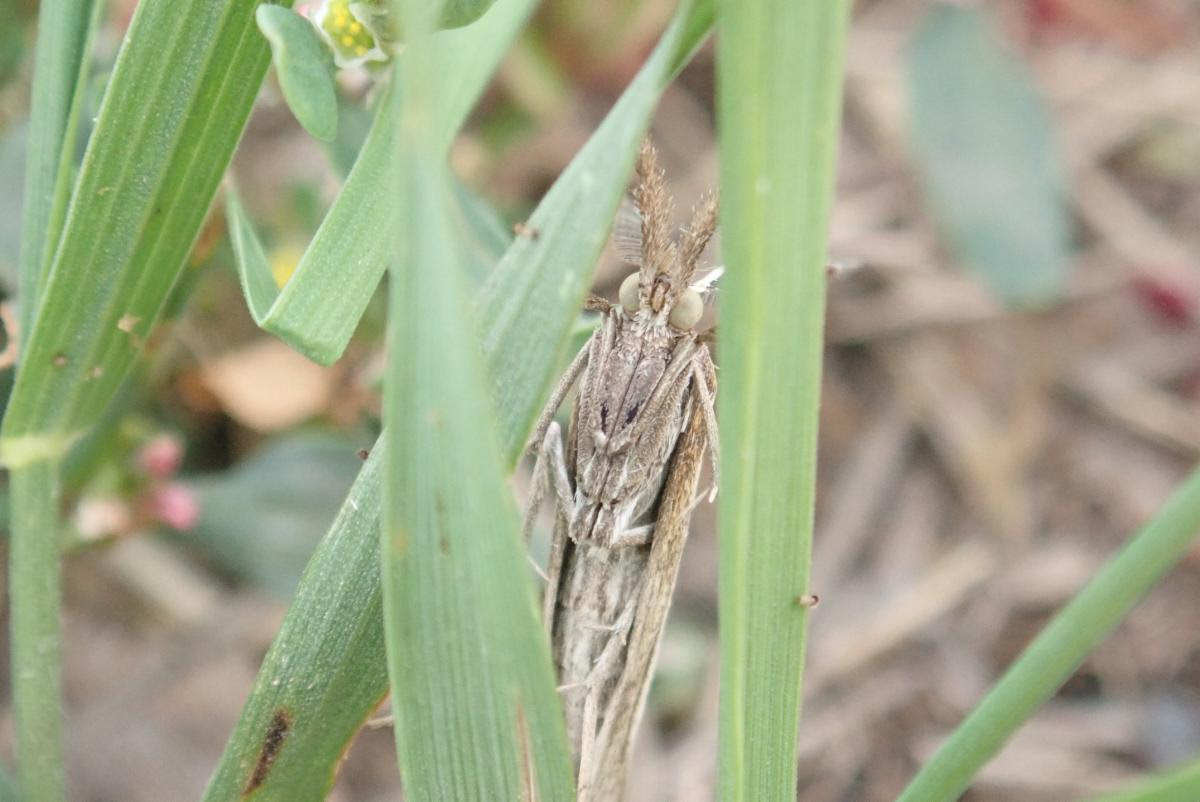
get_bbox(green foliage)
[231,0,536,365]
[897,466,1200,802]
[257,6,338,141]
[5,1,286,796]
[210,2,716,793]
[907,3,1071,307]
[1084,756,1200,802]
[17,0,98,348]
[1,0,288,462]
[714,1,851,800]
[201,444,389,802]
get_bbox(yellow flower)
[312,0,390,68]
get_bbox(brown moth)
[523,141,719,801]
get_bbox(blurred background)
[2,0,1200,799]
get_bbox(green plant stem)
[9,459,65,801]
[1083,756,1200,802]
[897,464,1200,802]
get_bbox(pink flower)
[137,434,184,479]
[152,483,200,531]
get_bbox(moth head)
[619,271,703,330]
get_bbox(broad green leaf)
[715,1,851,800]
[257,5,338,142]
[1,0,289,465]
[232,0,535,365]
[207,2,716,794]
[185,432,364,598]
[1084,756,1200,802]
[907,3,1070,307]
[17,0,99,349]
[380,0,573,795]
[200,444,389,802]
[897,465,1200,802]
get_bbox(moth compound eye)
[619,273,641,313]
[668,288,703,330]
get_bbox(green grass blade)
[479,0,714,459]
[201,444,389,802]
[0,0,286,463]
[380,0,574,795]
[234,0,536,366]
[208,6,715,792]
[714,1,851,800]
[5,2,284,796]
[17,0,99,349]
[896,465,1200,802]
[257,5,338,142]
[9,460,64,800]
[1083,756,1200,802]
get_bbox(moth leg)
[608,523,654,548]
[526,340,590,456]
[575,598,638,797]
[693,349,720,501]
[521,421,573,546]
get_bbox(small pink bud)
[138,434,184,479]
[152,483,200,531]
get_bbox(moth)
[523,141,720,801]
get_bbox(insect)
[523,140,720,801]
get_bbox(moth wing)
[581,389,710,800]
[612,197,644,266]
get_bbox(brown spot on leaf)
[52,352,68,367]
[117,314,141,333]
[243,708,292,796]
[356,448,370,460]
[434,491,450,555]
[794,593,820,609]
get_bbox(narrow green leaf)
[715,1,851,800]
[907,3,1070,307]
[233,0,536,365]
[257,6,338,142]
[1084,756,1200,802]
[17,0,99,348]
[225,170,509,346]
[207,4,716,792]
[1,0,288,464]
[380,0,573,795]
[897,465,1200,802]
[201,444,389,802]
